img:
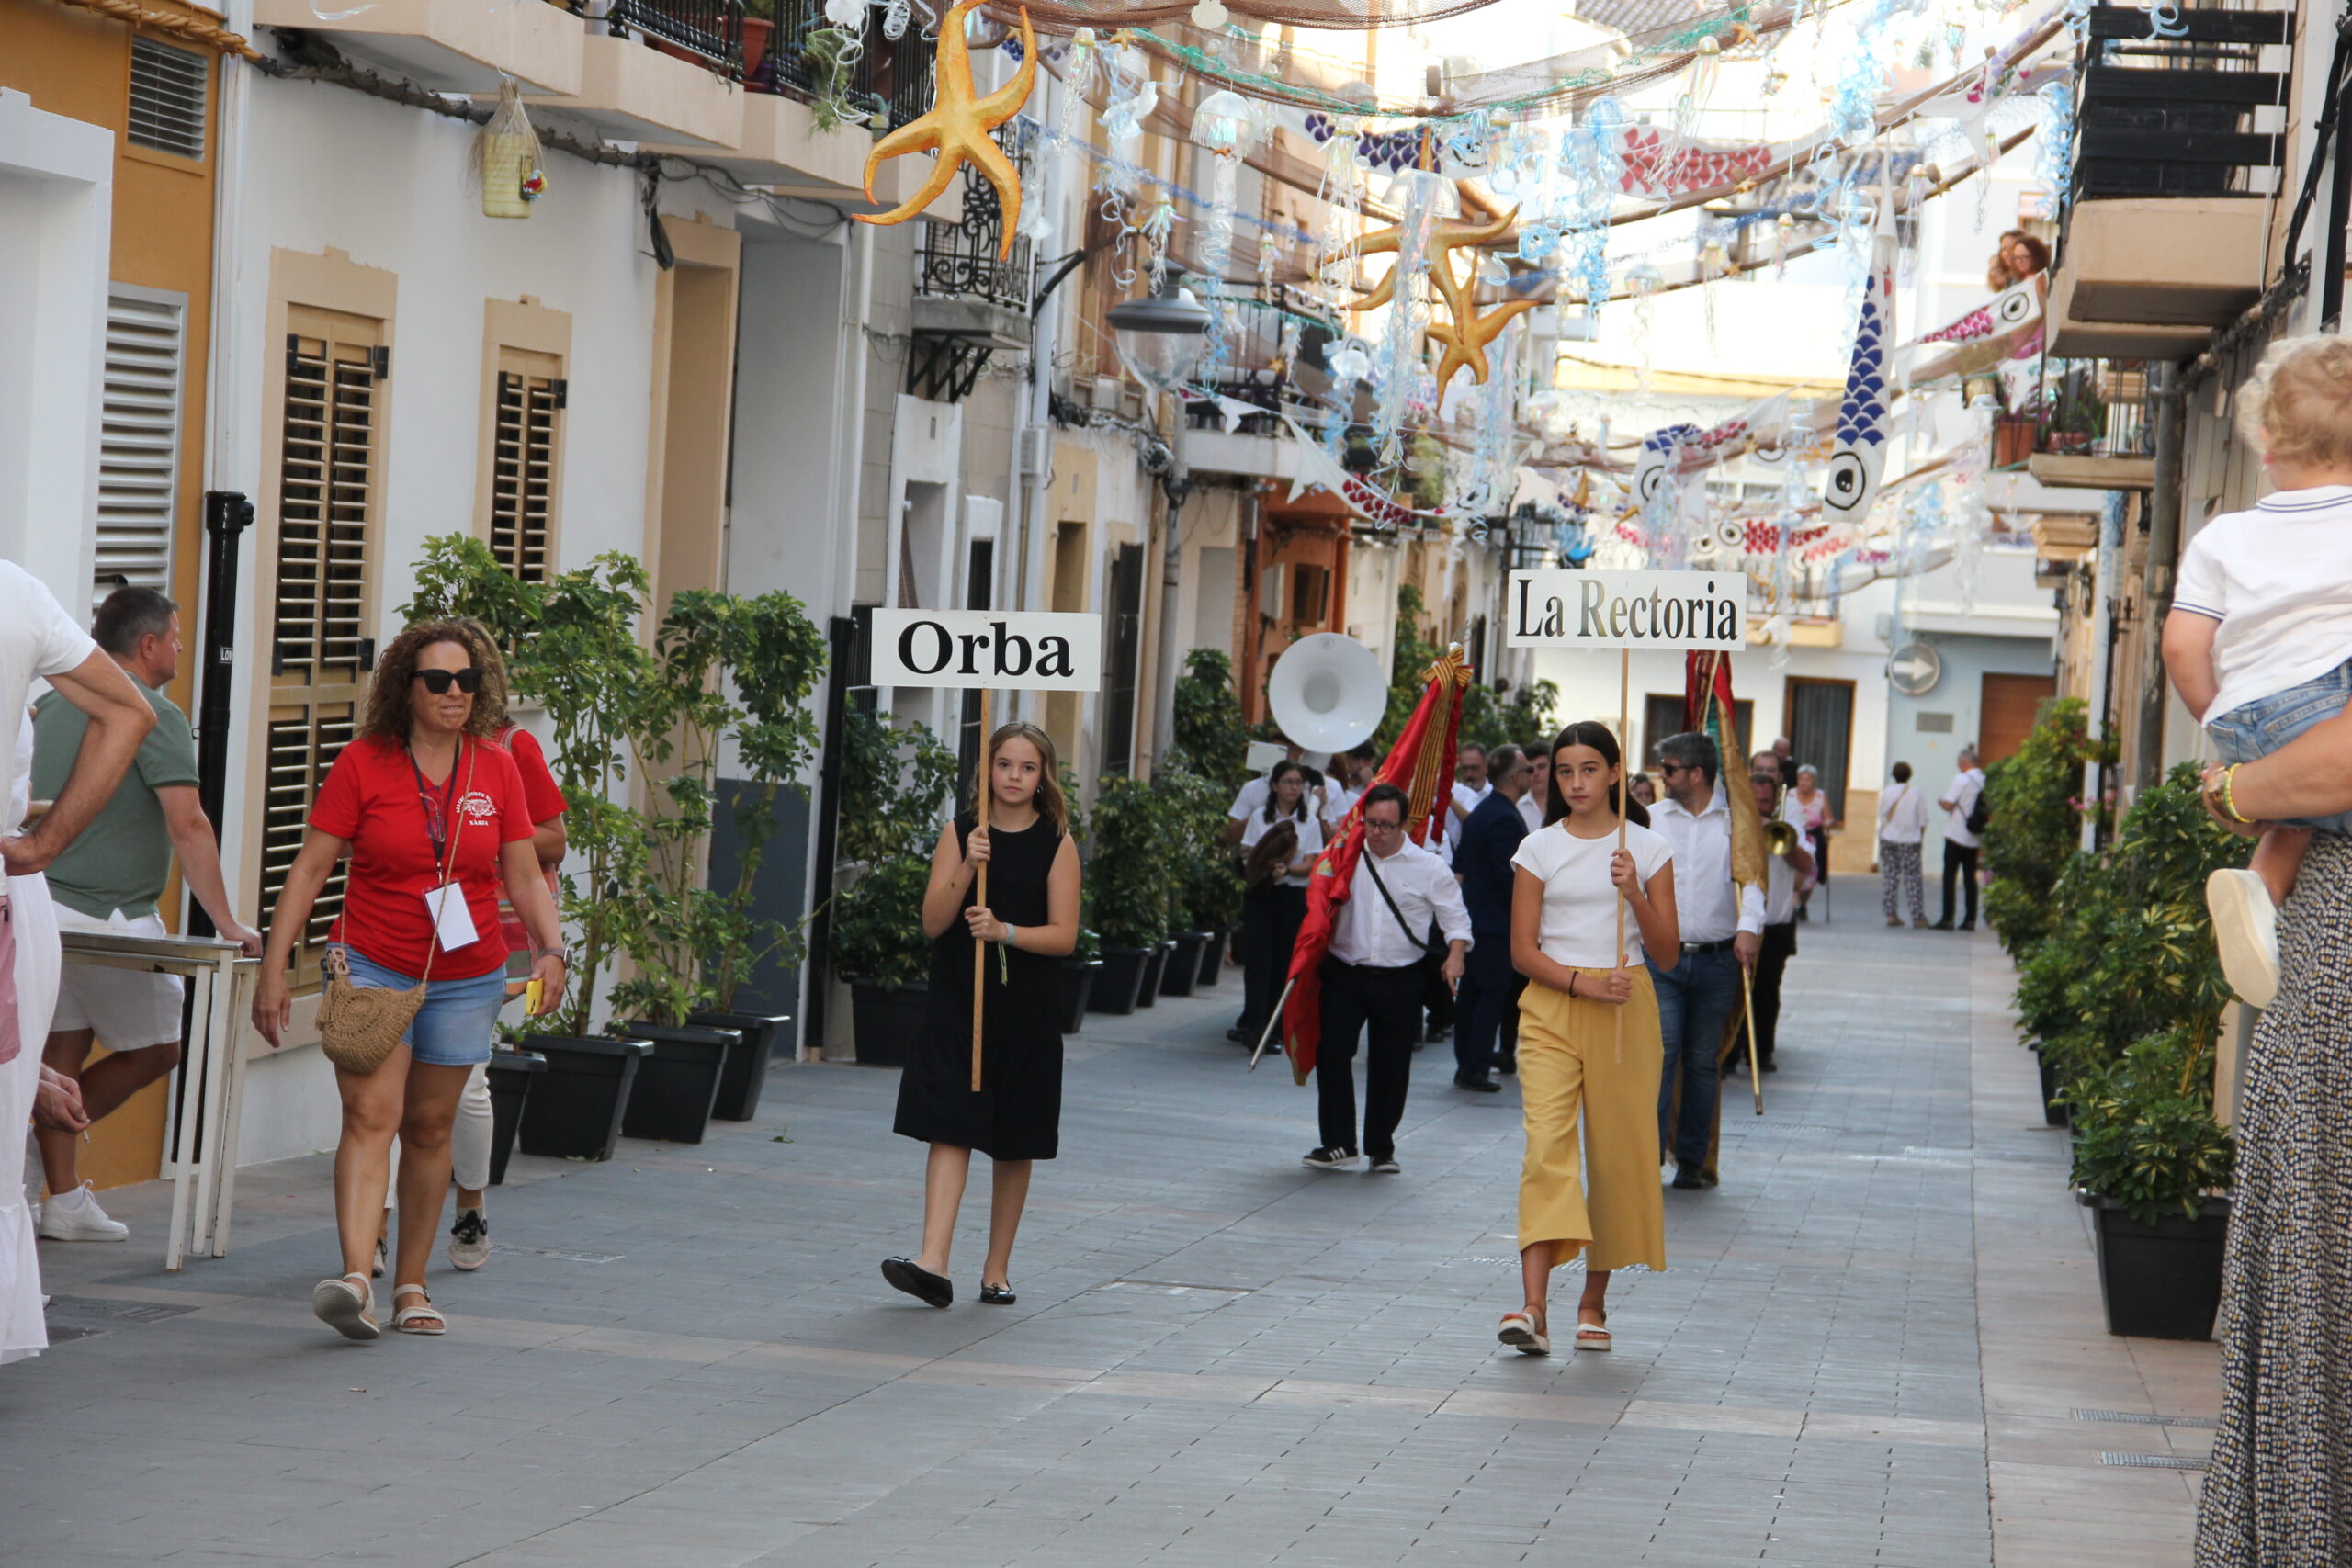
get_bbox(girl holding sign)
[884,721,1080,1309]
[1497,721,1677,1355]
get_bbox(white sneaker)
[38,1182,130,1242]
[2207,868,2281,1010]
[447,1206,490,1271]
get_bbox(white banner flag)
[869,609,1102,691]
[1505,570,1748,651]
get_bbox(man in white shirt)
[1647,733,1765,1189]
[1444,743,1490,850]
[1933,745,1987,931]
[1304,784,1471,1175]
[1518,739,1552,833]
[1742,753,1815,1077]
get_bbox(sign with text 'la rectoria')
[869,609,1102,691]
[1504,570,1749,651]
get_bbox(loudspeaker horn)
[1268,633,1386,755]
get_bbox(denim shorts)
[2209,657,2352,834]
[341,949,507,1066]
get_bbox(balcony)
[2050,4,2290,356]
[904,129,1033,401]
[750,0,933,131]
[1995,358,2159,490]
[254,0,585,93]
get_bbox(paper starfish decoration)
[1429,296,1540,388]
[1348,193,1518,321]
[855,0,1035,258]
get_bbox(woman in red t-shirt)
[253,621,567,1342]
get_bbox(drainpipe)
[2080,502,2117,853]
[1148,423,1192,771]
[2132,363,2187,791]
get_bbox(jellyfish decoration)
[1098,42,1158,197]
[1366,168,1453,468]
[1193,89,1259,279]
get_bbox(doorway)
[1784,677,1857,819]
[1981,672,2057,763]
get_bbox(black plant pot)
[1090,948,1150,1015]
[515,1034,653,1161]
[689,1008,790,1121]
[482,1049,545,1186]
[1161,932,1207,998]
[1134,942,1170,1008]
[1196,928,1227,987]
[616,1022,738,1145]
[1059,960,1099,1035]
[2033,1045,2069,1127]
[850,980,929,1065]
[2092,1196,2229,1340]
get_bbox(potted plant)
[687,1006,793,1121]
[516,1033,654,1161]
[1061,915,1102,1035]
[1169,654,1252,990]
[616,1021,741,1144]
[831,708,961,1062]
[1983,697,2100,955]
[1087,774,1171,1014]
[481,1045,546,1185]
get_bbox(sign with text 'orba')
[869,608,1102,691]
[1505,570,1748,651]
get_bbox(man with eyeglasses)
[1302,784,1471,1175]
[1646,733,1763,1190]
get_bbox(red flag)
[1280,648,1473,1085]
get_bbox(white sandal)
[1573,1314,1612,1351]
[312,1271,379,1341]
[390,1284,446,1336]
[1498,1311,1550,1356]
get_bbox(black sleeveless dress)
[891,813,1065,1161]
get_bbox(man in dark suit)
[1452,744,1530,1091]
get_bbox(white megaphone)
[1268,633,1386,757]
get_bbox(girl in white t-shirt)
[2162,333,2352,1008]
[1234,761,1323,1046]
[1496,721,1679,1358]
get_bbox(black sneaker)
[1367,1156,1400,1174]
[1301,1145,1360,1169]
[1495,1055,1517,1076]
[1453,1074,1502,1093]
[1760,1057,1780,1074]
[447,1206,490,1271]
[1226,1028,1251,1044]
[1671,1167,1705,1190]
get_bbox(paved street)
[3,877,2216,1567]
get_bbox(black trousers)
[1939,841,1981,927]
[1454,932,1515,1079]
[1421,925,1454,1032]
[1238,882,1307,1036]
[1751,920,1797,1063]
[1316,958,1424,1160]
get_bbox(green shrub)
[1089,773,1176,950]
[1982,696,2100,954]
[829,709,959,992]
[1172,649,1250,793]
[2068,1024,2237,1225]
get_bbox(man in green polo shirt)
[30,587,261,1243]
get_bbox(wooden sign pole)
[1615,649,1629,1064]
[972,688,993,1094]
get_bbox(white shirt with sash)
[1649,791,1766,946]
[1327,838,1473,969]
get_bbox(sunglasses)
[413,667,484,695]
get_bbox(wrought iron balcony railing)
[1991,357,2154,468]
[750,0,935,131]
[605,0,744,74]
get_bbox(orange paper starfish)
[855,0,1035,258]
[1428,296,1540,389]
[1350,186,1532,387]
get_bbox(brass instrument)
[1766,818,1802,857]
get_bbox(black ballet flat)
[881,1256,953,1308]
[979,1282,1016,1305]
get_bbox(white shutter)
[96,288,186,609]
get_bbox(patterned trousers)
[1880,840,1924,923]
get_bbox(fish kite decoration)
[1823,211,1897,522]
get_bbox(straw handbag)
[317,744,474,1074]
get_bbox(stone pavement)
[3,876,2217,1567]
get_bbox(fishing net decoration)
[1368,168,1449,470]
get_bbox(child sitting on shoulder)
[2162,333,2352,1008]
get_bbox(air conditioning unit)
[1018,424,1051,480]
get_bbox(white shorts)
[49,907,184,1051]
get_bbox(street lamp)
[1106,282,1213,394]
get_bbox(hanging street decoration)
[857,0,1036,256]
[476,79,547,220]
[1821,199,1898,523]
[1428,293,1539,390]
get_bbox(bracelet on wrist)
[2218,763,2253,825]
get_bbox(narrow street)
[4,878,2214,1568]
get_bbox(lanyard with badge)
[409,740,480,952]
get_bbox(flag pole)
[1248,976,1297,1072]
[1615,648,1628,1063]
[972,690,992,1094]
[1741,963,1764,1114]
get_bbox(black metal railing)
[914,129,1035,309]
[750,0,935,130]
[1991,357,2155,468]
[2072,4,2290,202]
[606,0,744,73]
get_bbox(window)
[264,308,385,986]
[128,36,208,160]
[1102,543,1145,776]
[95,287,186,609]
[1289,563,1331,627]
[1642,693,1751,770]
[488,351,563,581]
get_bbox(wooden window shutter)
[95,288,186,608]
[488,348,562,581]
[264,306,384,987]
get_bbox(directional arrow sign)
[1887,640,1941,697]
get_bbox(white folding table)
[55,929,258,1270]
